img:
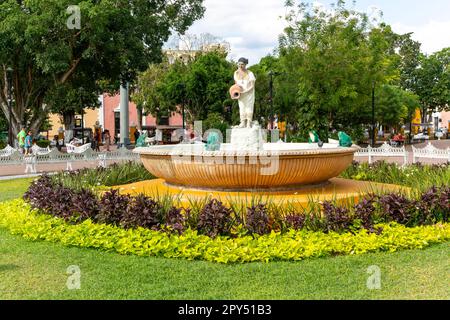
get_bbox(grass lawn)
[0,177,448,299]
[0,177,34,202]
[0,227,448,299]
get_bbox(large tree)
[0,0,205,137]
[131,60,170,129]
[277,0,416,141]
[135,51,234,125]
[414,48,450,122]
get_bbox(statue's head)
[237,57,248,69]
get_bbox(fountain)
[134,129,359,191]
[127,57,399,206]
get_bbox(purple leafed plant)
[121,194,163,229]
[246,204,271,235]
[164,206,186,234]
[23,174,54,211]
[72,189,100,222]
[284,212,307,231]
[97,189,131,226]
[322,201,353,233]
[353,195,377,232]
[46,186,76,220]
[378,193,416,225]
[197,199,233,238]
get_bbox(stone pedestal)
[230,125,265,151]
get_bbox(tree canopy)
[246,0,426,142]
[133,50,235,125]
[0,0,205,136]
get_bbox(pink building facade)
[99,93,183,141]
[441,111,450,130]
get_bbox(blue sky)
[181,0,450,65]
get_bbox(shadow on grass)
[0,264,19,272]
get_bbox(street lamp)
[6,67,13,147]
[177,82,186,130]
[268,71,283,130]
[371,81,376,147]
[268,71,274,130]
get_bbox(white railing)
[31,144,51,155]
[0,145,16,157]
[355,142,408,165]
[0,146,139,169]
[412,143,450,163]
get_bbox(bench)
[66,143,91,154]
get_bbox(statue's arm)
[241,79,255,93]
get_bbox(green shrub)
[1,199,449,264]
[51,161,154,190]
[36,140,50,148]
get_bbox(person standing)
[17,127,27,153]
[134,129,140,145]
[24,131,33,155]
[93,131,101,151]
[234,57,256,128]
[104,130,111,151]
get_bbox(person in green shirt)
[17,127,26,153]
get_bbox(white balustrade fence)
[0,145,139,170]
[355,142,450,164]
[412,143,450,163]
[355,142,408,165]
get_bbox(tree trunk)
[1,66,49,143]
[63,111,75,131]
[422,105,428,124]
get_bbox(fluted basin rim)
[134,143,360,157]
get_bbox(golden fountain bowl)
[135,143,359,191]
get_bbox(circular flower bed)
[0,172,447,263]
[0,199,449,263]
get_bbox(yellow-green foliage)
[1,199,449,264]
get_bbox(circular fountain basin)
[134,143,359,191]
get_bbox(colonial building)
[44,39,229,144]
[46,94,183,144]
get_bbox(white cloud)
[391,20,450,54]
[186,0,288,65]
[180,0,450,66]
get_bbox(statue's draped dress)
[234,70,256,122]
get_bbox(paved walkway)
[0,159,126,177]
[0,173,42,181]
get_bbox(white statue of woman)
[234,57,256,128]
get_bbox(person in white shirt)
[234,57,256,128]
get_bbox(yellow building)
[46,109,99,139]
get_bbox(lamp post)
[371,81,376,147]
[268,71,274,130]
[6,67,13,146]
[177,82,186,130]
[268,71,283,131]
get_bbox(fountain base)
[115,178,407,210]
